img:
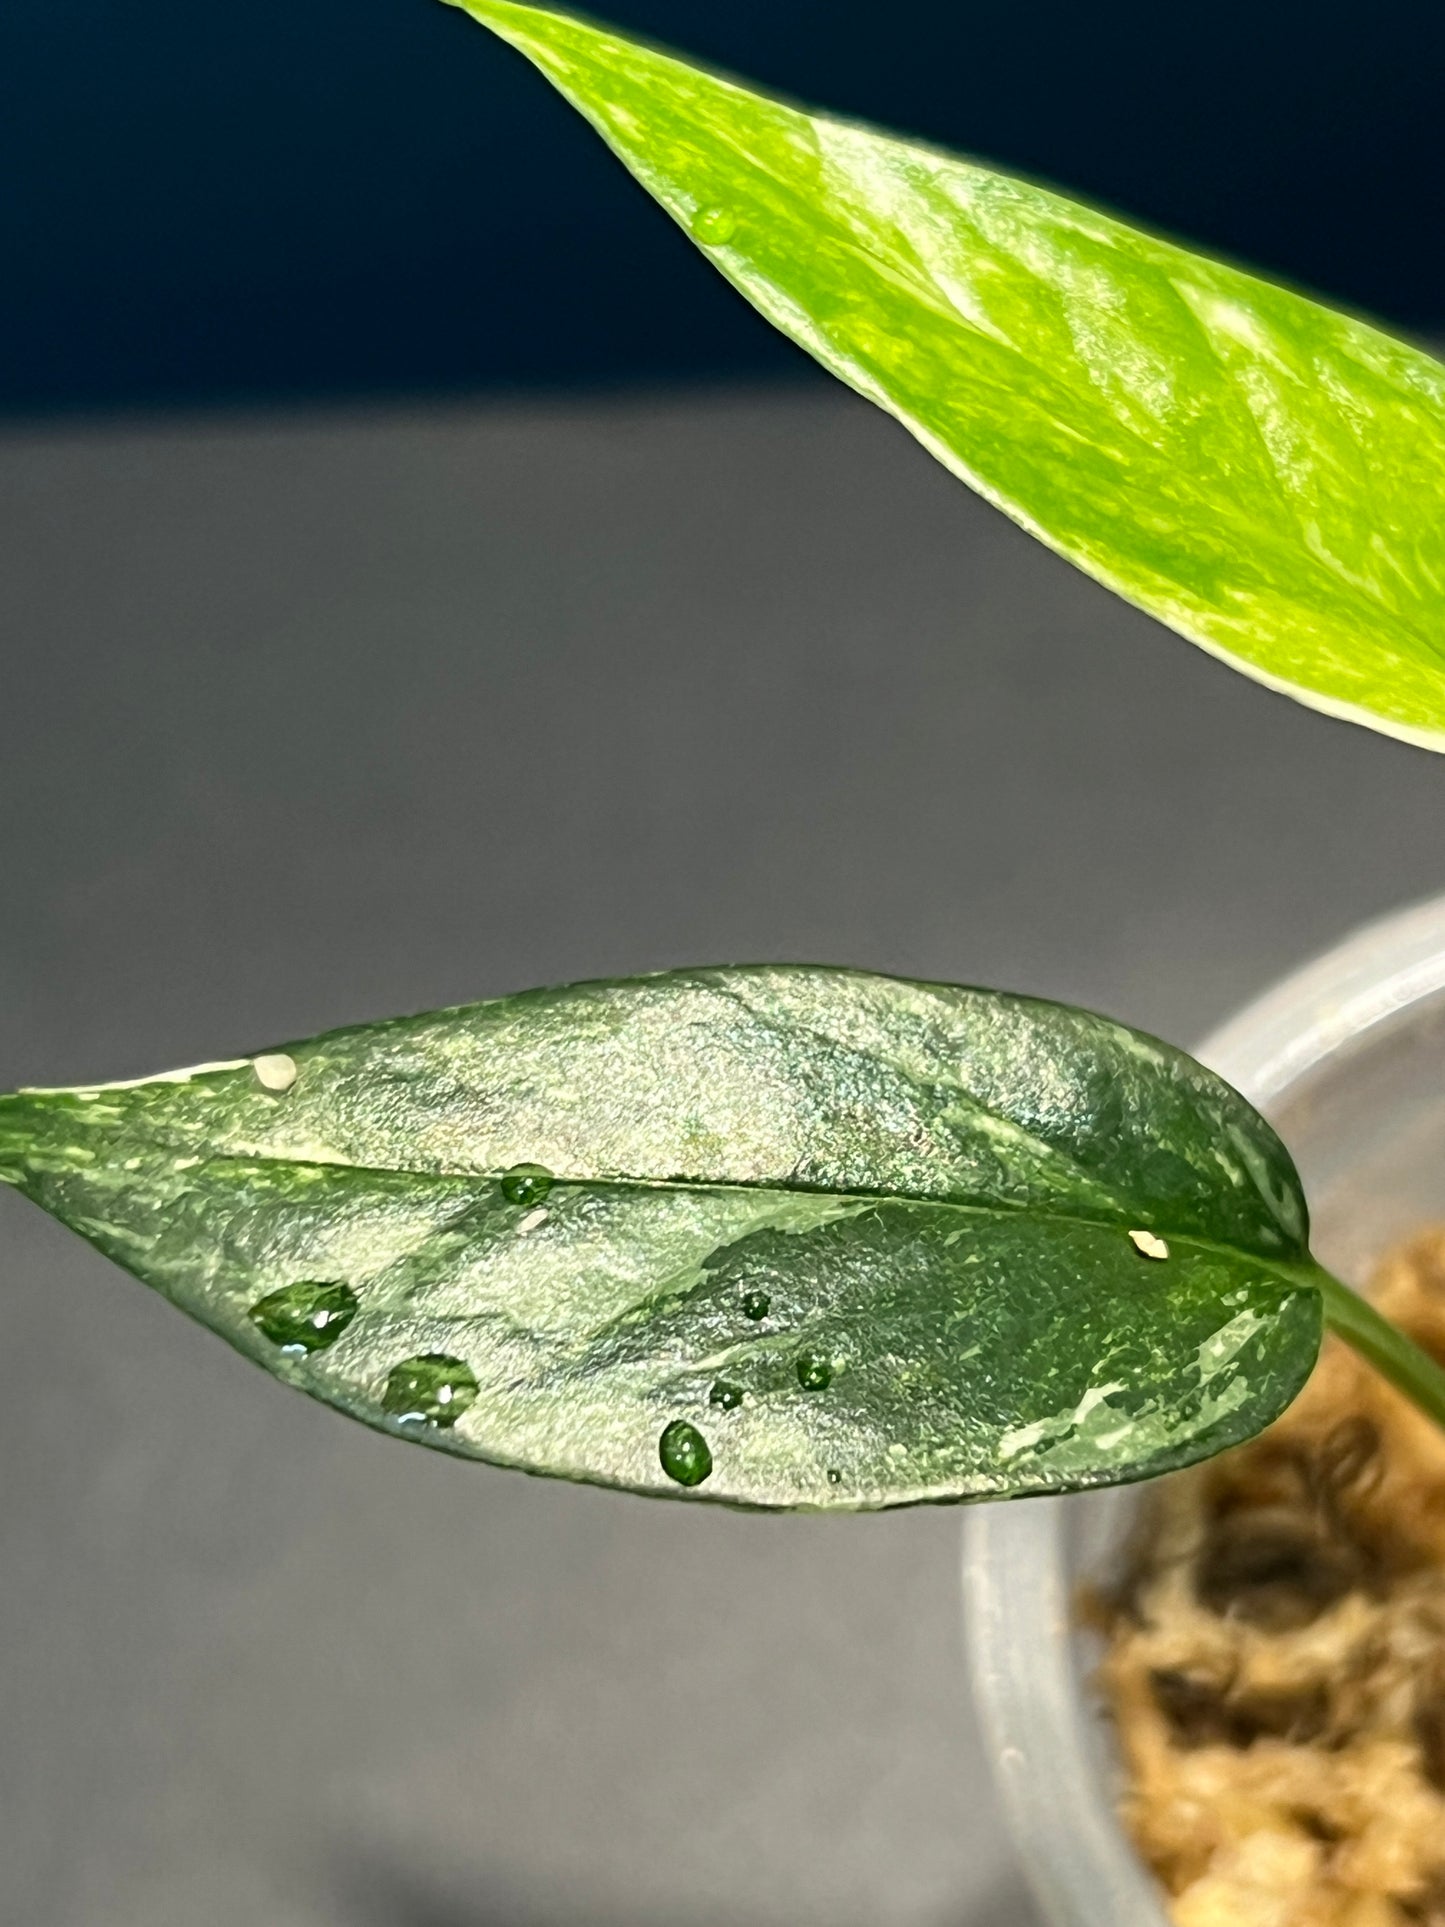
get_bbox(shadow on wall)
[4,0,1444,416]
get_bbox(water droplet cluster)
[247,1155,850,1496]
[248,1282,479,1431]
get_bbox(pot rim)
[961,889,1445,1927]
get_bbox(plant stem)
[1310,1262,1445,1433]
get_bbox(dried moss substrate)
[1101,1230,1445,1927]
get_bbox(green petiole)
[1310,1262,1445,1437]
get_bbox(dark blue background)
[5,0,1443,416]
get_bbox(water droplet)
[709,1380,744,1411]
[253,1052,298,1093]
[382,1353,479,1427]
[249,1280,357,1354]
[659,1418,712,1487]
[826,1468,843,1486]
[693,204,736,244]
[501,1163,554,1207]
[795,1351,832,1391]
[742,1289,771,1320]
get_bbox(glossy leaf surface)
[0,967,1322,1507]
[452,0,1445,749]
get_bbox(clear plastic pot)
[962,892,1445,1927]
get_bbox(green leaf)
[0,967,1322,1507]
[450,0,1445,749]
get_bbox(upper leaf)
[0,967,1321,1506]
[451,0,1445,749]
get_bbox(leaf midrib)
[72,1140,1310,1282]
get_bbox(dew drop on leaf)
[248,1280,358,1354]
[659,1419,712,1487]
[381,1353,479,1427]
[795,1351,833,1392]
[709,1380,744,1410]
[500,1163,554,1207]
[692,205,736,244]
[742,1289,771,1320]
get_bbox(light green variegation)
[450,0,1445,748]
[0,966,1342,1508]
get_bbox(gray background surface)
[2,386,1443,1925]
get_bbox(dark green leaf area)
[595,1209,1321,1503]
[0,967,1310,1262]
[0,1107,1320,1504]
[0,968,1320,1504]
